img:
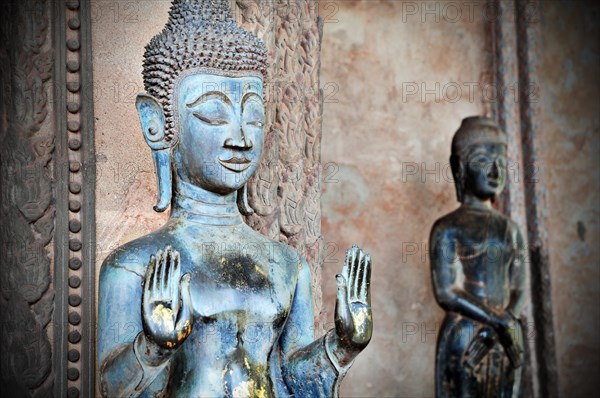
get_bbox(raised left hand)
[334,245,372,350]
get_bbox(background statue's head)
[450,116,508,203]
[135,0,268,213]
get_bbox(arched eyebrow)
[241,92,263,109]
[186,91,232,108]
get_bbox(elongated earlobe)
[237,184,254,216]
[450,155,464,203]
[136,93,174,212]
[152,149,172,212]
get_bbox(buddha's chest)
[455,233,512,263]
[181,252,296,335]
[454,218,514,284]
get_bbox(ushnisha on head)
[450,116,508,203]
[135,0,269,213]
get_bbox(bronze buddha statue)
[97,1,372,397]
[430,116,527,397]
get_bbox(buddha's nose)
[224,125,253,150]
[489,160,499,179]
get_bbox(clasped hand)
[494,312,523,368]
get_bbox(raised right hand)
[142,246,194,350]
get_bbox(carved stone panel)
[0,1,55,396]
[1,0,96,396]
[236,0,325,329]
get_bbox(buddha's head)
[450,116,508,203]
[135,0,268,213]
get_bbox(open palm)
[335,245,372,349]
[141,246,194,350]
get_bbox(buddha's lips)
[219,156,251,172]
[486,177,500,186]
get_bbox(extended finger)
[177,274,193,326]
[145,255,156,294]
[472,343,487,366]
[165,247,173,290]
[152,250,164,299]
[336,274,348,308]
[158,246,170,297]
[356,250,366,299]
[335,274,351,334]
[342,248,351,281]
[359,254,371,302]
[171,251,181,315]
[352,249,364,300]
[348,246,358,298]
[143,255,156,310]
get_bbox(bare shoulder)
[431,208,461,238]
[99,230,168,279]
[484,208,524,240]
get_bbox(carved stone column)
[491,0,557,396]
[1,0,96,396]
[0,0,56,396]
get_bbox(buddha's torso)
[448,206,515,311]
[148,219,299,397]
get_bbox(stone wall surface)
[93,0,171,280]
[539,2,599,397]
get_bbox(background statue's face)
[463,143,507,200]
[175,73,265,194]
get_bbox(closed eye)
[193,112,228,126]
[246,120,264,128]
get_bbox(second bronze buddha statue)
[430,116,527,398]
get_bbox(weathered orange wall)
[318,1,599,397]
[93,0,170,275]
[319,1,491,396]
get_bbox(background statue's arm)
[506,224,527,319]
[495,223,528,367]
[97,255,172,398]
[430,223,505,329]
[278,259,344,397]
